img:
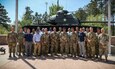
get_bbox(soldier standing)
[70,27,78,57]
[95,28,101,58]
[98,28,109,61]
[17,27,24,56]
[7,26,17,57]
[87,27,96,58]
[84,27,89,58]
[33,27,42,56]
[75,27,79,55]
[60,27,69,57]
[50,27,58,56]
[41,28,50,56]
[57,27,62,53]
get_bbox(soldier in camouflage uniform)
[87,27,96,58]
[7,27,17,57]
[50,27,59,56]
[84,28,89,57]
[41,28,50,56]
[95,28,101,58]
[60,27,69,56]
[57,27,62,53]
[70,27,78,57]
[98,28,109,61]
[17,27,24,56]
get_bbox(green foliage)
[0,3,11,29]
[82,14,107,27]
[0,25,9,34]
[85,0,101,16]
[20,6,33,27]
[49,4,63,16]
[33,12,42,25]
[74,8,87,20]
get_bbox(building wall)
[0,35,7,45]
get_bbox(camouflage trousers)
[70,43,78,56]
[34,42,41,56]
[87,42,95,58]
[50,43,58,55]
[95,43,99,58]
[41,44,49,55]
[99,44,108,59]
[17,42,24,55]
[60,42,69,55]
[8,42,16,54]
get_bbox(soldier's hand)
[17,42,19,45]
[88,39,91,42]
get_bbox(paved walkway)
[0,45,115,69]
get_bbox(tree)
[49,4,63,16]
[85,0,101,16]
[74,8,87,20]
[33,12,42,25]
[20,6,33,27]
[0,3,11,28]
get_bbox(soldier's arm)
[92,33,97,42]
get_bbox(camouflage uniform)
[60,32,69,56]
[95,33,100,58]
[87,32,96,58]
[7,32,17,57]
[41,33,50,55]
[98,33,109,60]
[70,32,78,57]
[84,31,89,57]
[17,32,24,56]
[57,31,62,53]
[50,31,59,55]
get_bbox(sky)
[0,0,91,24]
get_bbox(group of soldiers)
[7,26,109,61]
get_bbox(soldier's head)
[53,27,56,32]
[63,27,66,32]
[86,27,89,32]
[44,28,48,34]
[49,27,52,31]
[32,28,35,32]
[80,28,83,32]
[24,27,27,33]
[42,28,44,32]
[82,27,85,32]
[59,27,62,31]
[97,28,101,34]
[89,27,93,32]
[11,26,15,32]
[19,27,23,33]
[76,27,79,31]
[27,28,30,34]
[101,28,105,34]
[71,27,74,32]
[68,28,71,32]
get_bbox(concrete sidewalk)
[0,45,115,69]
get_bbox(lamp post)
[108,0,111,55]
[15,0,18,33]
